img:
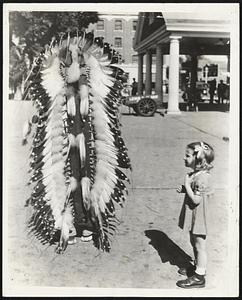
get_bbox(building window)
[114,19,122,30]
[114,37,122,48]
[132,55,138,63]
[133,20,138,31]
[97,19,104,30]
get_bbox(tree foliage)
[9,11,99,91]
[9,11,99,58]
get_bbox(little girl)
[176,141,214,289]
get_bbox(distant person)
[131,78,138,96]
[184,83,198,112]
[217,80,226,104]
[176,141,215,289]
[209,79,216,104]
[223,84,230,104]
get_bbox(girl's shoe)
[176,274,205,289]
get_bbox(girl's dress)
[178,170,214,235]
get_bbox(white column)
[163,64,167,80]
[167,36,181,114]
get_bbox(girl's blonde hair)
[187,141,214,170]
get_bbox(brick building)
[88,13,138,65]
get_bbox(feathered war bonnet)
[24,30,131,254]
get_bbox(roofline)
[134,28,230,54]
[134,25,170,53]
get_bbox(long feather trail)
[24,31,131,254]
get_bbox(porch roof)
[133,11,230,55]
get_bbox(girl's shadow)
[145,229,194,274]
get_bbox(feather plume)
[70,176,78,192]
[58,205,74,253]
[79,83,89,117]
[26,47,74,250]
[67,94,76,117]
[81,177,91,210]
[76,133,86,167]
[66,86,76,116]
[68,133,76,148]
[85,52,119,235]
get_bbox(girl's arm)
[184,182,202,205]
[177,185,186,193]
[184,174,202,205]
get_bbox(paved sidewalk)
[4,101,233,296]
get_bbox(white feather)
[99,59,111,67]
[84,53,114,89]
[41,56,64,99]
[68,133,76,148]
[102,67,114,75]
[70,176,78,192]
[79,84,89,117]
[81,177,91,210]
[80,96,89,117]
[76,133,86,167]
[67,94,76,116]
[56,205,74,244]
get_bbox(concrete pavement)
[4,101,235,296]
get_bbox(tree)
[9,11,99,59]
[9,11,99,98]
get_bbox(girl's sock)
[195,273,205,280]
[195,266,206,276]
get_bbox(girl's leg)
[189,231,197,264]
[177,232,197,276]
[176,234,206,288]
[194,235,207,276]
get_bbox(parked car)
[122,94,158,117]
